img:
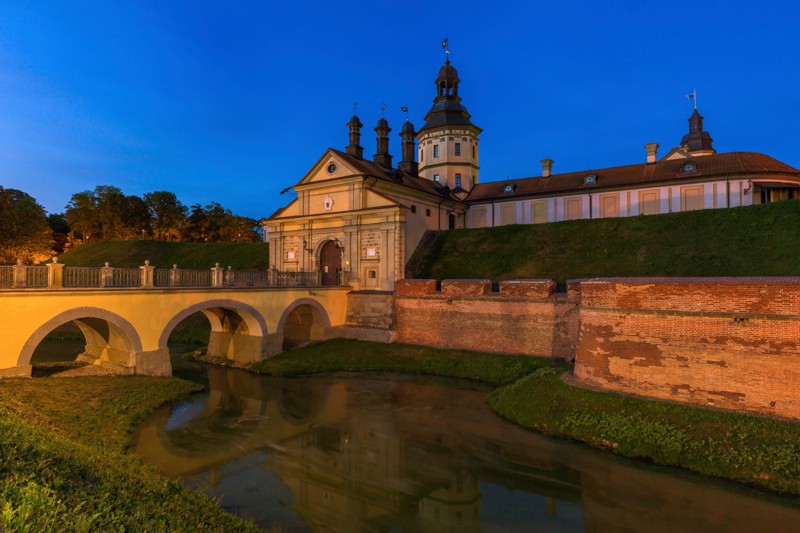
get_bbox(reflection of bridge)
[0,263,350,376]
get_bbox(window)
[682,163,696,173]
[455,174,462,187]
[532,201,548,223]
[564,197,582,220]
[501,204,516,225]
[472,146,476,158]
[583,175,597,186]
[455,143,461,156]
[420,150,423,162]
[410,205,416,214]
[426,208,431,217]
[599,194,619,218]
[503,184,515,194]
[434,174,440,182]
[434,145,439,158]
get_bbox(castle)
[264,58,800,290]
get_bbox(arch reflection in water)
[132,367,800,532]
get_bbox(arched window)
[426,208,431,217]
[410,205,416,214]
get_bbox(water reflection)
[132,366,800,532]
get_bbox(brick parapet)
[394,279,437,297]
[393,278,576,358]
[440,279,492,297]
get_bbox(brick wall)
[574,278,800,420]
[394,279,578,358]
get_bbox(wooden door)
[319,240,341,285]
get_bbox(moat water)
[132,363,800,532]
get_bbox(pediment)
[298,149,363,185]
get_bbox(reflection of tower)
[417,470,481,533]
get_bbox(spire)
[418,57,479,135]
[346,106,363,158]
[398,119,418,176]
[373,114,392,169]
[680,107,715,153]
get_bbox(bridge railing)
[0,259,331,290]
[63,267,103,288]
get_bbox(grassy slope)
[417,200,800,283]
[57,240,269,270]
[0,376,259,532]
[248,339,800,496]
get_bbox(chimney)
[540,157,553,178]
[373,117,393,168]
[398,120,418,176]
[346,114,363,158]
[645,142,659,164]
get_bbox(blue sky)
[0,1,798,219]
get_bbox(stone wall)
[393,279,579,358]
[574,278,800,420]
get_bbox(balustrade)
[63,267,102,288]
[0,266,13,288]
[0,261,326,290]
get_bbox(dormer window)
[682,163,697,173]
[503,184,516,194]
[583,175,597,186]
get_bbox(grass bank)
[57,240,269,270]
[415,200,800,283]
[249,339,800,496]
[0,376,259,531]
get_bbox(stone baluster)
[12,260,26,288]
[140,260,155,288]
[170,264,180,287]
[211,262,224,288]
[101,262,114,287]
[47,256,64,288]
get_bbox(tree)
[143,191,187,241]
[0,187,54,264]
[66,186,151,241]
[47,213,70,254]
[65,189,101,243]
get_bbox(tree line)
[0,185,262,264]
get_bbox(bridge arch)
[278,298,331,349]
[19,307,143,370]
[159,299,270,364]
[158,299,269,349]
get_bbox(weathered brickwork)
[394,279,578,358]
[574,278,800,419]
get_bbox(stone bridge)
[0,261,350,377]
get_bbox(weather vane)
[685,88,697,110]
[401,106,409,121]
[353,102,357,114]
[381,103,386,117]
[441,36,449,60]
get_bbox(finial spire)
[381,102,386,118]
[441,36,449,62]
[685,88,697,110]
[354,101,358,114]
[401,106,409,121]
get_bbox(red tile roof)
[466,152,800,202]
